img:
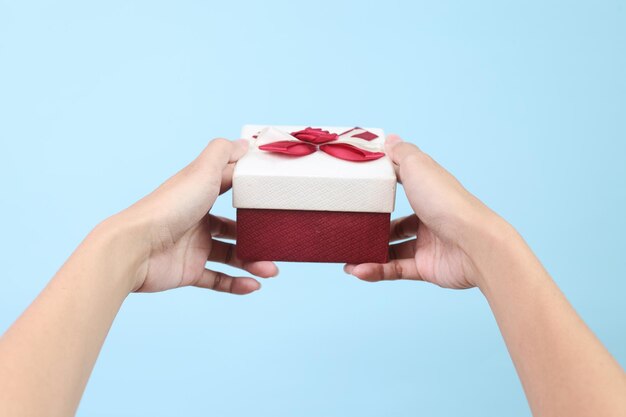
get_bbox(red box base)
[236,208,390,263]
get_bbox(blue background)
[1,1,625,416]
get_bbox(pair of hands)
[111,134,508,295]
[11,134,621,417]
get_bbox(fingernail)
[271,265,280,277]
[235,138,249,148]
[343,264,355,275]
[385,134,402,145]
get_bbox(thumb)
[385,134,483,232]
[135,138,248,227]
[177,138,248,198]
[187,138,248,188]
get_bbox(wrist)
[460,211,544,294]
[86,213,153,293]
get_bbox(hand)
[344,134,513,289]
[104,138,278,294]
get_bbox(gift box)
[232,125,397,263]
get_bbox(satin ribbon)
[254,127,385,162]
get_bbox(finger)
[384,134,479,230]
[193,269,260,295]
[388,239,417,260]
[200,137,248,169]
[208,239,279,278]
[209,214,237,240]
[386,136,463,199]
[189,138,248,198]
[219,163,236,195]
[384,134,420,185]
[141,138,248,223]
[389,215,419,242]
[385,133,403,147]
[343,259,421,282]
[384,136,425,185]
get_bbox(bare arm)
[480,227,626,417]
[0,138,278,417]
[1,134,624,417]
[0,222,137,417]
[345,135,626,417]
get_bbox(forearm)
[0,139,251,416]
[476,222,626,417]
[0,218,141,417]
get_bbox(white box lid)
[232,125,397,213]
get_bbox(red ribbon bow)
[257,127,385,162]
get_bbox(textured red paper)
[236,208,390,263]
